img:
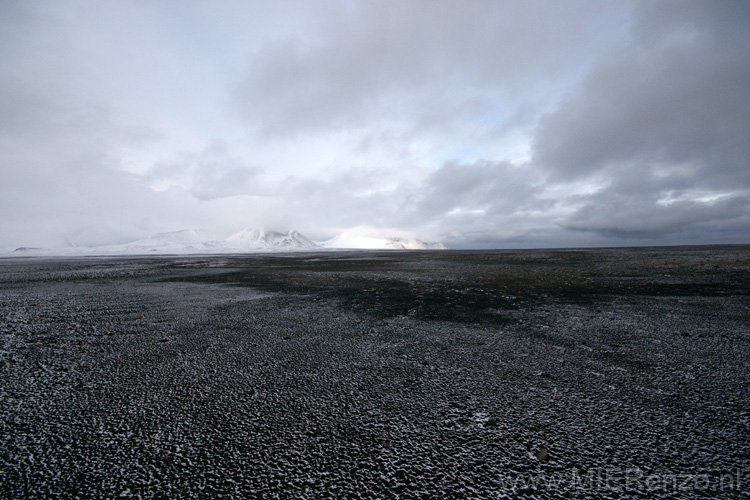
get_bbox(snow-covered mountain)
[3,227,448,255]
[223,228,318,250]
[322,232,448,250]
[100,228,319,254]
[3,228,320,256]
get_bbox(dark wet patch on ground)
[162,246,750,326]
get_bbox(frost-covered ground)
[0,247,748,499]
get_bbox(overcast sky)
[1,0,749,249]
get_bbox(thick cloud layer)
[1,1,748,250]
[535,0,750,240]
[234,1,620,136]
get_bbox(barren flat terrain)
[1,246,749,498]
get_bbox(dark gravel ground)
[1,246,749,499]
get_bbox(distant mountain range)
[8,228,447,255]
[224,228,318,250]
[322,232,448,250]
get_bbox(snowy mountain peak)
[322,230,448,250]
[224,228,318,250]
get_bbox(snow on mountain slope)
[322,231,448,250]
[0,228,321,256]
[223,228,318,250]
[3,227,447,255]
[96,228,319,254]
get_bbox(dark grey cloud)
[233,0,625,138]
[410,160,560,246]
[536,2,750,176]
[563,195,750,239]
[417,160,543,216]
[533,0,750,240]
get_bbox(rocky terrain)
[0,246,748,498]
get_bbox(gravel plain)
[1,246,749,499]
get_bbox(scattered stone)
[1,247,747,498]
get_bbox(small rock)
[536,446,549,461]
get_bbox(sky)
[1,0,749,250]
